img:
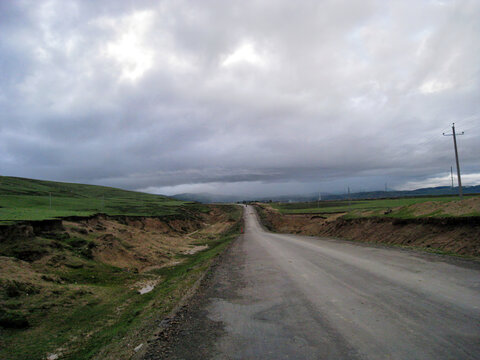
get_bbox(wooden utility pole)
[443,123,464,198]
[450,166,454,189]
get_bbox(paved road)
[151,205,480,359]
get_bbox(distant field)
[0,176,198,224]
[269,195,480,218]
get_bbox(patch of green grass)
[56,261,134,286]
[0,285,133,360]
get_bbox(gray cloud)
[1,0,479,196]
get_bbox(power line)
[449,115,480,134]
[443,123,464,198]
[461,122,480,134]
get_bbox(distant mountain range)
[173,185,480,203]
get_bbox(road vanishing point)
[148,205,480,360]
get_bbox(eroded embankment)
[255,205,480,257]
[0,205,242,360]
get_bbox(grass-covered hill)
[0,176,195,224]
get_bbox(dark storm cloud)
[1,0,479,196]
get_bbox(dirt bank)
[255,205,480,257]
[0,205,242,360]
[0,207,235,271]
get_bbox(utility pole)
[348,186,351,208]
[443,123,464,198]
[450,166,454,189]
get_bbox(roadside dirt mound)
[256,205,480,257]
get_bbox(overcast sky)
[1,0,479,197]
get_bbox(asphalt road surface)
[147,205,480,360]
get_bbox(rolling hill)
[0,176,194,223]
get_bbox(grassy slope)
[0,176,192,224]
[269,195,480,218]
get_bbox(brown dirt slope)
[256,204,480,257]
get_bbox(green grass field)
[0,176,197,224]
[269,195,480,218]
